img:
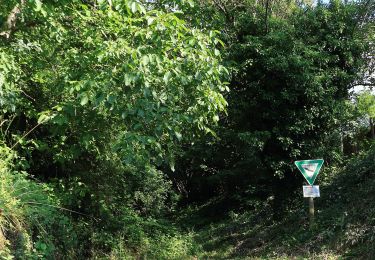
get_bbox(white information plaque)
[303,185,320,198]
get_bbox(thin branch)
[351,83,375,87]
[25,201,100,221]
[4,114,16,137]
[0,0,26,39]
[212,0,233,23]
[10,122,42,150]
[20,90,36,102]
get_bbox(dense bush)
[0,145,77,258]
[0,0,227,257]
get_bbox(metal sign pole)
[309,197,314,229]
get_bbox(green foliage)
[173,0,372,217]
[0,50,19,113]
[0,0,373,258]
[230,0,367,172]
[0,145,77,258]
[357,90,375,118]
[6,0,227,171]
[0,0,229,257]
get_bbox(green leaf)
[137,3,146,14]
[124,74,132,86]
[163,71,172,84]
[169,160,175,172]
[147,17,155,25]
[37,112,54,124]
[142,55,149,65]
[131,2,137,13]
[35,0,42,11]
[38,114,49,124]
[80,94,89,106]
[175,131,182,141]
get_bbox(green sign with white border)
[295,159,324,185]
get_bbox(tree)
[0,0,228,256]
[173,0,373,218]
[357,90,375,139]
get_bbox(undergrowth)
[182,147,375,259]
[0,144,197,259]
[0,144,76,259]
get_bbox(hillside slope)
[185,149,375,259]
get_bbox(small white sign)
[303,185,320,198]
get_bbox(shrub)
[0,145,77,258]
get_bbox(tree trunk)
[340,128,344,154]
[264,0,270,33]
[0,0,26,39]
[0,227,5,251]
[370,117,375,139]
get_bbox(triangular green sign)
[294,159,324,185]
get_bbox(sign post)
[308,197,314,228]
[295,159,324,229]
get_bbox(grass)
[180,151,375,259]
